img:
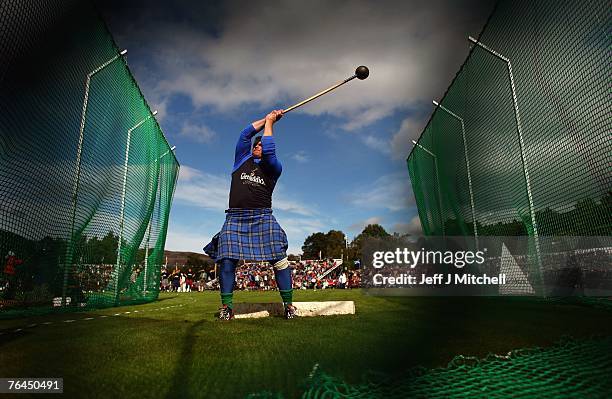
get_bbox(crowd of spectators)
[160,267,201,292]
[291,260,361,290]
[159,259,362,292]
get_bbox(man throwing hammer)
[204,110,296,320]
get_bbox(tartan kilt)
[203,208,288,262]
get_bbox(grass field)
[1,290,611,398]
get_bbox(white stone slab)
[234,310,270,319]
[233,301,355,318]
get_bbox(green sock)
[279,289,293,305]
[220,293,233,309]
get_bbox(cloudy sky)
[97,0,495,254]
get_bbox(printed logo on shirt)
[241,168,266,186]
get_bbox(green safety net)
[0,0,179,316]
[407,0,611,238]
[299,336,612,399]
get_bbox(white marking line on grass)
[3,298,186,336]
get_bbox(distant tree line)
[440,192,612,236]
[300,223,396,266]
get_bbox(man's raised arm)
[261,110,283,178]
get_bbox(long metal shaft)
[283,75,356,113]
